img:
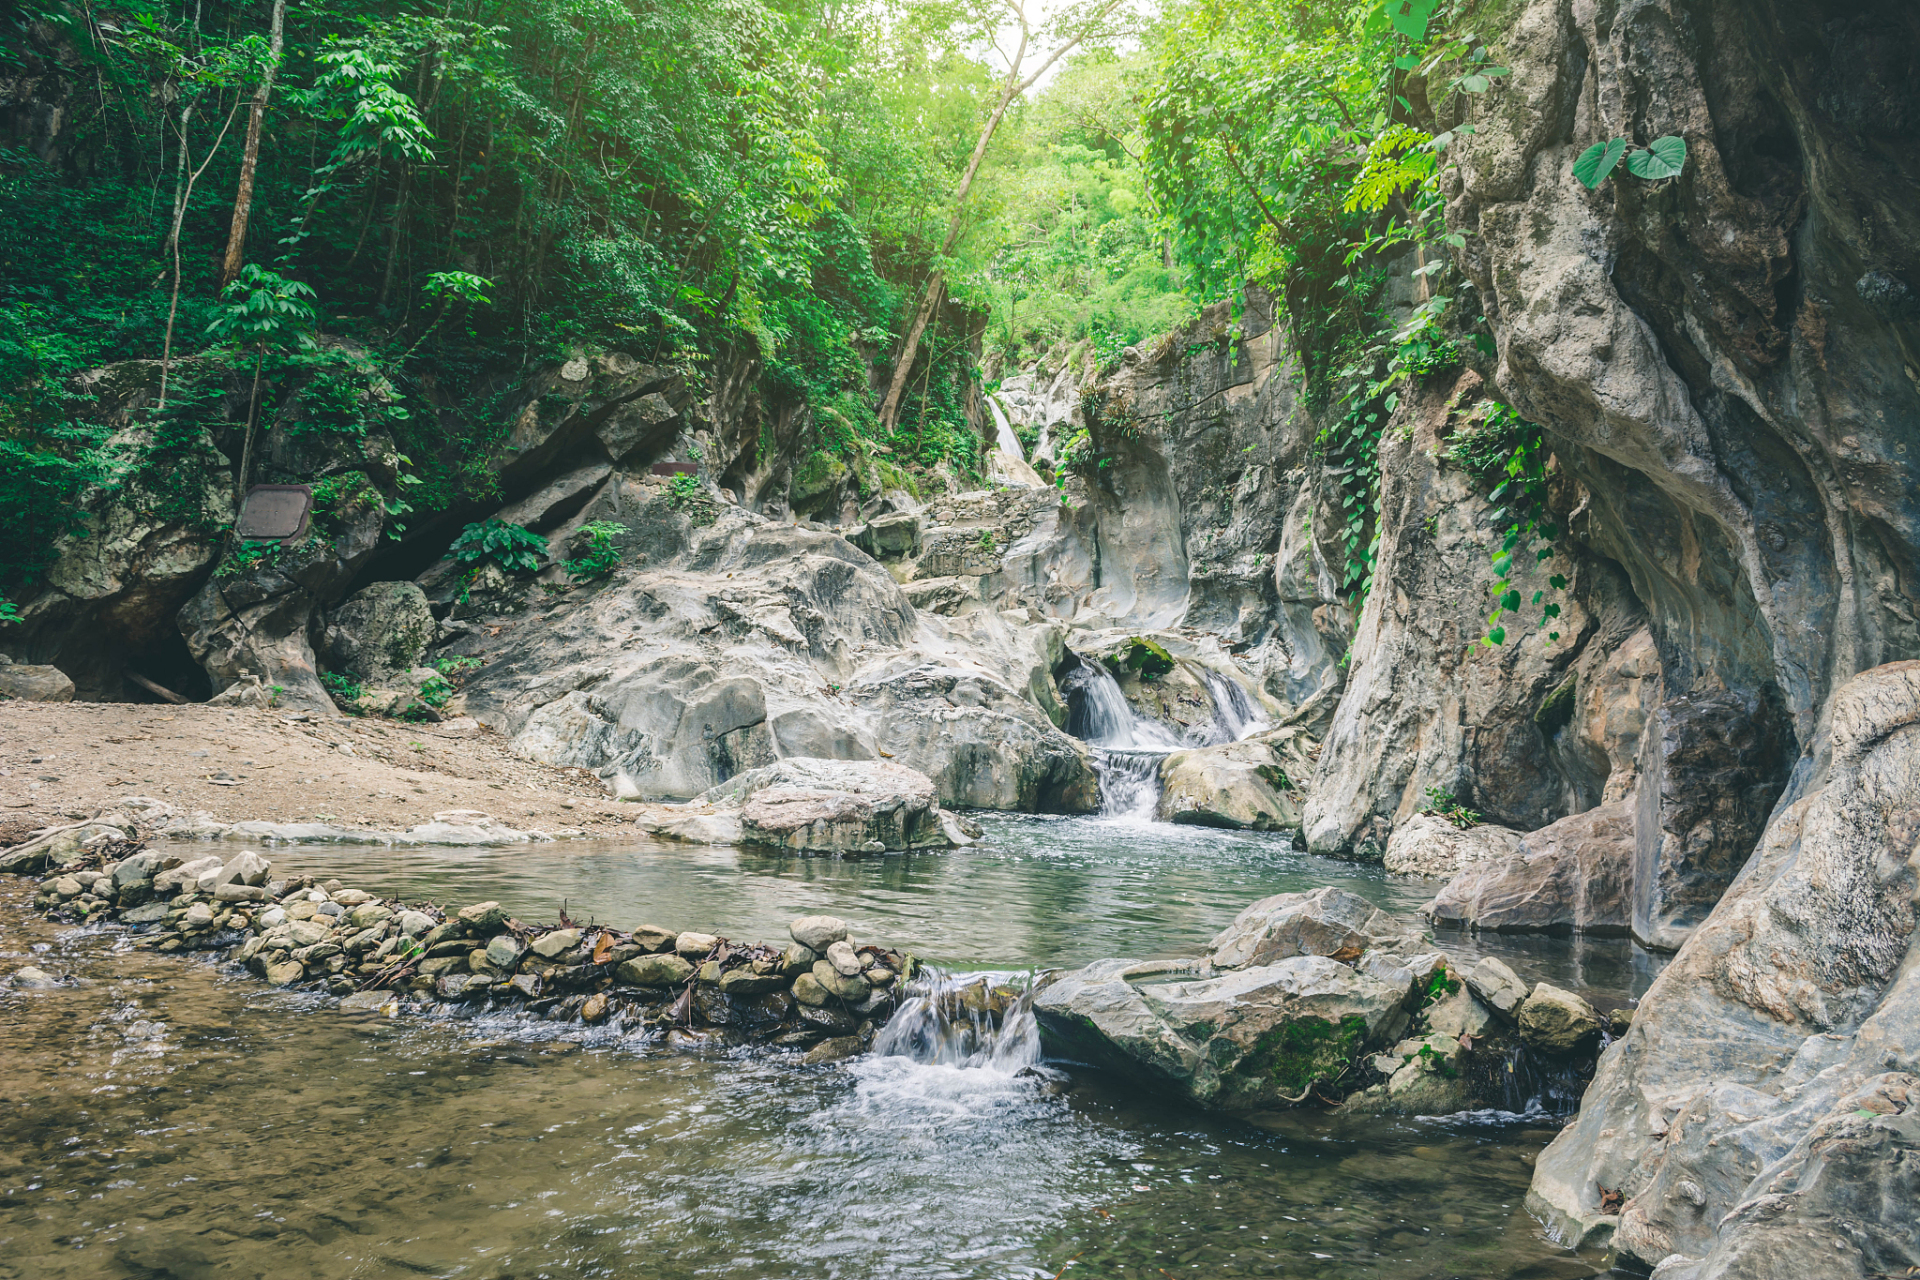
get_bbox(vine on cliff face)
[1444,399,1564,644]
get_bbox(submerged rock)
[632,758,971,854]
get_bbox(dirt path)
[0,702,632,838]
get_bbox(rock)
[265,960,305,986]
[717,969,786,996]
[790,972,831,1006]
[802,1034,867,1065]
[9,966,58,989]
[396,910,434,936]
[321,581,437,682]
[531,929,580,959]
[483,935,524,971]
[629,924,677,952]
[825,940,863,976]
[1033,955,1408,1110]
[1382,815,1526,878]
[1425,800,1635,934]
[811,960,871,1002]
[780,941,819,972]
[155,855,223,893]
[348,903,393,929]
[50,875,82,898]
[703,758,957,854]
[330,889,375,906]
[674,931,719,958]
[120,901,170,925]
[0,664,76,701]
[614,954,692,987]
[213,883,267,903]
[1207,887,1413,970]
[208,850,272,889]
[1516,983,1603,1055]
[789,915,849,951]
[181,902,215,928]
[796,1002,857,1034]
[338,992,397,1014]
[579,992,610,1023]
[507,974,540,1000]
[1422,986,1495,1043]
[1155,737,1302,830]
[458,901,509,932]
[1463,957,1529,1019]
[111,851,162,894]
[418,955,465,977]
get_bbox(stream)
[0,815,1657,1279]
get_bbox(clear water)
[0,817,1653,1279]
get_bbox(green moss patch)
[1251,1014,1371,1095]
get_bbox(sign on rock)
[235,485,313,544]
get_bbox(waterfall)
[1194,668,1270,745]
[1057,653,1181,820]
[873,972,1041,1072]
[985,394,1026,460]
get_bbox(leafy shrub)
[320,672,365,711]
[664,472,716,527]
[216,539,285,579]
[1116,636,1175,681]
[449,518,547,574]
[1419,785,1480,830]
[564,520,630,582]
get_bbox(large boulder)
[1424,799,1635,934]
[0,660,75,702]
[630,757,975,854]
[1156,735,1302,830]
[1524,663,1920,1270]
[1382,813,1525,878]
[1206,886,1415,970]
[321,581,436,682]
[1032,955,1409,1110]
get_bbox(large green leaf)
[1388,0,1440,41]
[1625,134,1687,180]
[1572,138,1627,189]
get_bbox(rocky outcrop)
[320,581,436,683]
[1424,799,1635,935]
[1383,814,1526,878]
[1524,663,1920,1270]
[1207,887,1417,970]
[0,658,75,702]
[1156,733,1305,830]
[628,758,979,854]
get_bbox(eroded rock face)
[1032,955,1409,1110]
[321,582,436,683]
[1425,799,1635,935]
[1383,814,1526,879]
[1524,663,1920,1267]
[0,661,75,702]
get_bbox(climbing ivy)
[1444,399,1565,644]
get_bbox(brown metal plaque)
[650,462,699,476]
[235,484,313,544]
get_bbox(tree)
[204,264,317,507]
[876,0,1130,433]
[218,0,288,292]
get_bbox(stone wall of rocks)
[12,840,926,1063]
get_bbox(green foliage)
[563,520,630,583]
[205,266,317,352]
[216,538,284,579]
[1573,134,1687,189]
[321,671,366,710]
[1419,785,1480,829]
[1117,636,1175,681]
[1423,965,1462,1004]
[1443,399,1564,644]
[0,595,19,624]
[433,655,482,680]
[664,472,717,527]
[1260,1014,1371,1096]
[449,519,546,575]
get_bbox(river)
[0,816,1657,1279]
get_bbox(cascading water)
[1057,653,1182,821]
[873,971,1042,1072]
[1194,668,1270,745]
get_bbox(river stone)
[437,973,476,999]
[530,929,579,958]
[348,903,392,929]
[112,851,162,893]
[790,915,849,950]
[396,910,434,936]
[421,920,464,948]
[1423,986,1496,1042]
[50,876,82,898]
[626,924,675,952]
[265,960,305,986]
[0,663,74,701]
[286,918,330,948]
[121,901,172,925]
[676,931,720,958]
[1516,983,1603,1055]
[181,902,215,928]
[483,935,524,970]
[1424,800,1636,935]
[1382,815,1526,878]
[718,969,786,996]
[811,960,871,1001]
[825,940,863,976]
[802,1034,867,1065]
[780,942,819,972]
[331,889,376,906]
[287,900,320,921]
[796,1002,858,1034]
[214,883,267,903]
[1034,955,1407,1110]
[420,955,465,977]
[1464,956,1529,1018]
[9,966,58,989]
[338,991,396,1014]
[1207,886,1413,970]
[615,953,693,987]
[706,758,953,853]
[156,855,223,894]
[210,851,272,890]
[1156,738,1300,830]
[580,992,610,1023]
[458,901,510,932]
[791,972,831,1006]
[506,974,541,1000]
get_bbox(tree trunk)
[876,0,1120,433]
[217,0,287,292]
